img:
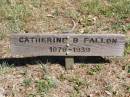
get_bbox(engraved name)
[18,37,117,44]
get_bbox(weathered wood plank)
[10,33,125,57]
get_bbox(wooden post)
[11,33,125,70]
[65,57,74,70]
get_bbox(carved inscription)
[18,37,117,44]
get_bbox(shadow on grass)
[0,56,110,67]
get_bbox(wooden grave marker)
[10,33,125,69]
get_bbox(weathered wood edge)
[11,33,126,37]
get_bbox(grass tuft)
[87,64,102,75]
[0,62,14,74]
[35,75,57,95]
[23,78,32,87]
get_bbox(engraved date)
[49,47,90,53]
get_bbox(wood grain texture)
[10,33,125,57]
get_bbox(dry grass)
[0,0,130,35]
[0,0,130,97]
